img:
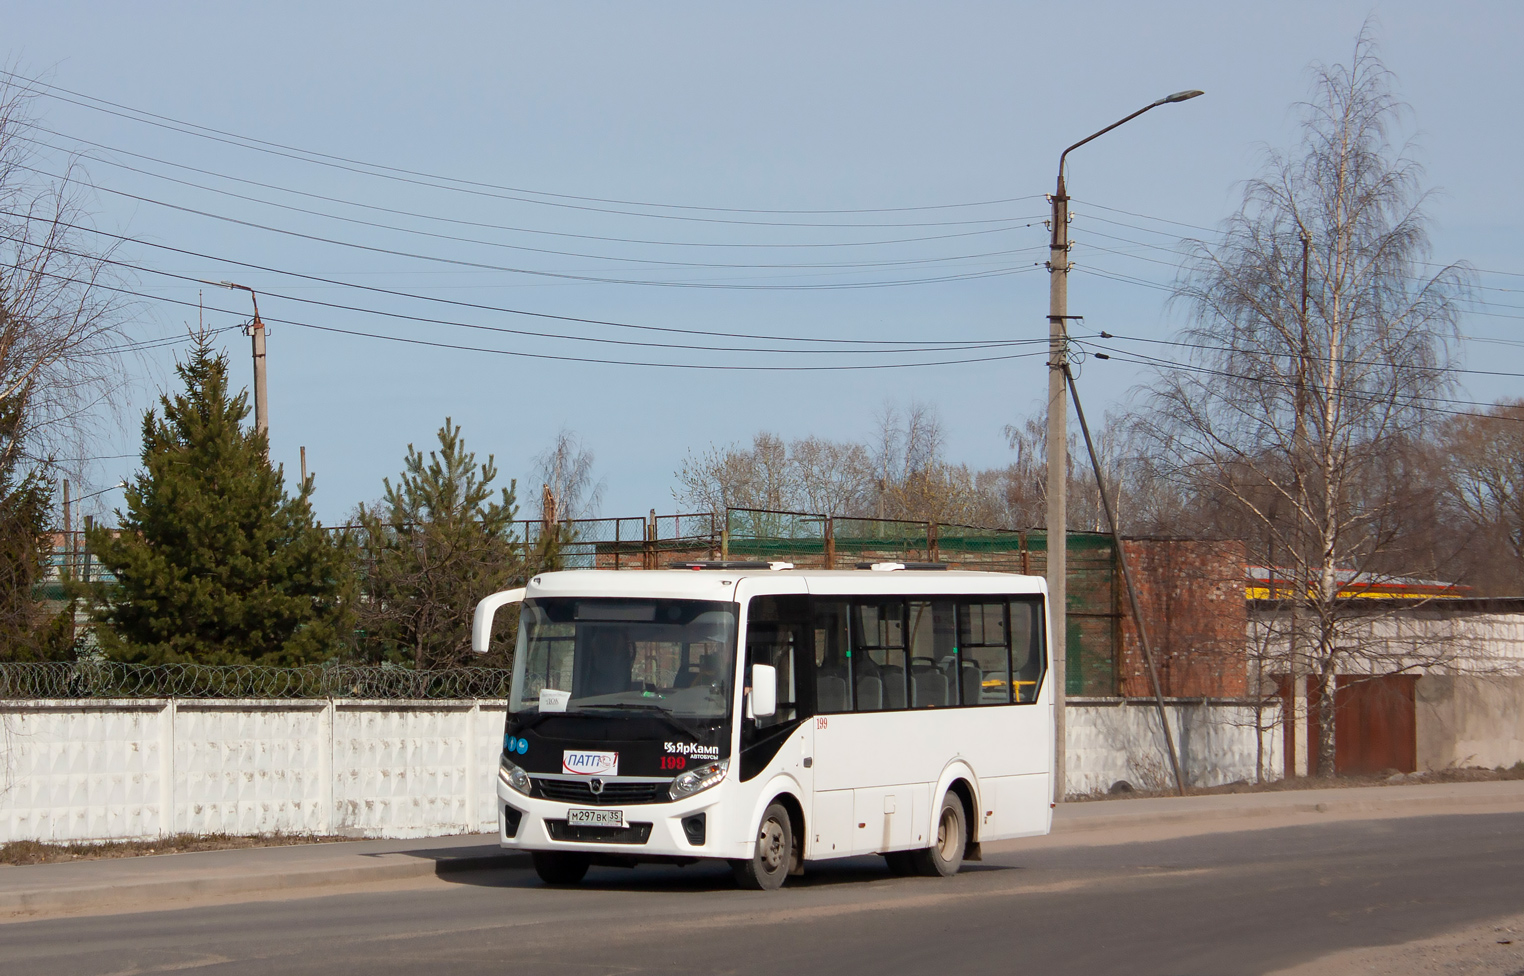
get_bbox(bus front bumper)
[496,778,739,860]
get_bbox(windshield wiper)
[575,701,711,738]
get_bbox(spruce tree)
[88,334,348,665]
[355,419,534,669]
[0,398,72,661]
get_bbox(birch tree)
[1139,34,1468,774]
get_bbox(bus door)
[801,598,872,857]
[739,590,815,832]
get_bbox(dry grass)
[0,833,357,866]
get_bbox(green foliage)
[354,418,546,669]
[0,419,72,661]
[87,335,349,665]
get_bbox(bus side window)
[852,600,906,710]
[811,600,852,713]
[1009,597,1046,703]
[746,596,810,726]
[956,601,1012,705]
[908,600,956,707]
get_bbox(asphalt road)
[5,812,1523,976]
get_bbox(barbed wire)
[0,662,514,700]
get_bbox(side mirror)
[471,588,526,654]
[749,663,777,719]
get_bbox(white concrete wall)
[1417,676,1524,771]
[1,698,1276,842]
[0,700,507,843]
[1066,698,1283,796]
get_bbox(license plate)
[567,808,625,829]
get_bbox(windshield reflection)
[509,598,737,719]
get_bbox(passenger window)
[852,600,906,710]
[811,600,852,714]
[1009,598,1046,703]
[956,601,1012,705]
[908,600,956,708]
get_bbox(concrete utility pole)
[1047,89,1203,803]
[218,281,268,437]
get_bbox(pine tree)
[87,334,349,665]
[355,418,537,670]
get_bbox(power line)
[17,142,1045,272]
[29,124,1049,252]
[1081,342,1517,422]
[2,207,1041,351]
[17,165,1039,292]
[7,70,1039,228]
[1083,330,1524,382]
[19,260,1053,372]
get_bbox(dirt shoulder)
[1267,911,1524,976]
[0,833,358,866]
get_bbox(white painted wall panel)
[3,698,1265,842]
[1066,699,1282,796]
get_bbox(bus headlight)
[499,753,532,795]
[669,759,729,801]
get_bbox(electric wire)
[19,260,1051,372]
[1,207,1042,351]
[28,124,1047,251]
[17,149,1046,270]
[6,71,1038,228]
[16,165,1040,291]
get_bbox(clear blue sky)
[8,2,1521,524]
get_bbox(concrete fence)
[0,698,1279,844]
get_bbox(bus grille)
[545,820,653,845]
[532,778,669,805]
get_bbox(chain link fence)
[0,662,513,700]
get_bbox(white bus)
[472,561,1053,889]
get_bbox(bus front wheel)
[532,850,590,886]
[910,792,966,877]
[732,801,793,890]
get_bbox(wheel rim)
[936,806,960,862]
[757,818,786,872]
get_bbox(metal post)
[1065,365,1187,795]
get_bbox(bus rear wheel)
[731,801,793,890]
[532,851,590,886]
[910,792,966,877]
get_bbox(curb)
[0,851,530,920]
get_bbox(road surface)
[5,812,1524,975]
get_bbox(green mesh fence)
[726,509,1120,695]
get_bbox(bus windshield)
[509,598,738,719]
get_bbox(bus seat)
[961,661,983,704]
[856,675,883,711]
[912,665,949,707]
[880,665,906,709]
[817,672,848,712]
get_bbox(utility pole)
[1046,167,1072,802]
[217,281,268,438]
[1045,89,1203,804]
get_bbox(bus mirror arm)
[749,664,777,719]
[471,588,526,654]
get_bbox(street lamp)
[1047,90,1202,802]
[215,281,268,437]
